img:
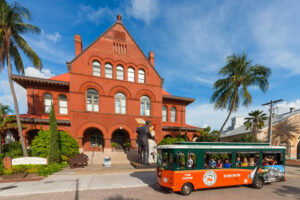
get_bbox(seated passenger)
[268,157,277,165]
[209,158,216,168]
[262,157,269,166]
[187,155,194,169]
[236,157,242,167]
[241,158,248,167]
[216,159,223,168]
[249,157,255,166]
[223,159,231,168]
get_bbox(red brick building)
[9,15,199,151]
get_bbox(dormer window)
[105,63,113,78]
[116,65,124,80]
[92,61,101,77]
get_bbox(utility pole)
[262,99,283,145]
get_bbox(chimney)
[148,51,155,66]
[74,34,82,56]
[116,14,122,23]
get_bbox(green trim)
[174,142,270,146]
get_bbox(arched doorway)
[111,129,130,149]
[26,129,39,146]
[297,141,300,160]
[83,128,104,149]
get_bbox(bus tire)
[253,178,264,189]
[181,183,193,195]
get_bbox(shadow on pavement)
[273,185,300,199]
[0,185,17,191]
[129,172,156,185]
[104,195,140,200]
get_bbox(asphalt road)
[1,166,300,200]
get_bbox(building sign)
[12,157,47,165]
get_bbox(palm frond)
[9,41,24,74]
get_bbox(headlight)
[163,177,168,183]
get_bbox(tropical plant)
[158,137,185,145]
[48,105,60,164]
[197,126,220,142]
[271,120,298,145]
[244,110,267,138]
[2,141,23,158]
[31,130,79,161]
[230,134,260,143]
[0,0,42,157]
[211,53,271,133]
[0,103,12,115]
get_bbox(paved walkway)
[286,160,300,167]
[0,166,299,197]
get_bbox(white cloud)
[24,30,72,64]
[45,32,61,42]
[126,0,159,25]
[24,67,54,79]
[0,80,27,114]
[186,98,300,130]
[77,4,113,24]
[194,76,214,86]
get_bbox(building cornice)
[12,75,69,88]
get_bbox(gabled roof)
[68,17,163,81]
[221,108,300,138]
[162,89,171,96]
[49,73,70,82]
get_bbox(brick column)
[104,138,112,148]
[130,139,136,148]
[3,157,12,169]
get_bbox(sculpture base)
[130,161,157,169]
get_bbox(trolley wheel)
[181,183,193,195]
[253,177,264,189]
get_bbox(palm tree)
[0,103,12,115]
[230,134,260,143]
[211,53,271,133]
[0,0,42,156]
[244,110,267,138]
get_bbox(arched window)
[115,92,126,114]
[140,96,150,116]
[43,93,53,113]
[105,63,113,78]
[138,69,145,83]
[171,107,176,122]
[162,105,167,122]
[86,89,99,112]
[128,67,135,82]
[58,94,68,114]
[116,65,124,80]
[92,61,101,77]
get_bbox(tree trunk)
[7,54,28,157]
[219,89,239,134]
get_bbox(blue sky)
[1,0,300,129]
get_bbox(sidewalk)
[286,160,300,167]
[0,171,156,197]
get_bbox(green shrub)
[4,168,13,175]
[31,130,79,161]
[158,137,185,145]
[2,141,23,158]
[37,162,67,177]
[123,142,131,148]
[49,105,60,164]
[0,158,4,175]
[111,142,118,148]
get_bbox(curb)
[55,168,156,175]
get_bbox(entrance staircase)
[80,148,138,165]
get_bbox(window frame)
[170,107,176,122]
[58,94,68,115]
[43,93,53,114]
[162,105,168,122]
[138,69,145,83]
[115,92,126,114]
[105,63,113,79]
[92,61,101,77]
[116,65,124,80]
[86,89,99,112]
[140,95,150,116]
[127,67,135,82]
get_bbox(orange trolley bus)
[157,142,286,195]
